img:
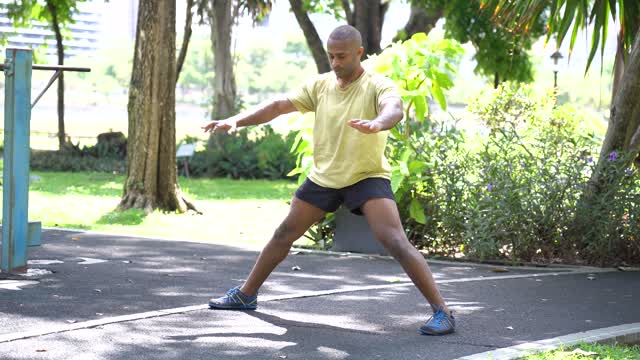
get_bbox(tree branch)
[176,0,195,83]
[341,0,353,25]
[289,0,330,73]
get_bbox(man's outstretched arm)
[202,98,298,134]
[348,97,404,134]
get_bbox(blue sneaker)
[208,286,258,310]
[420,309,455,335]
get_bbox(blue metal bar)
[1,48,36,273]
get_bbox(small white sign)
[176,143,196,158]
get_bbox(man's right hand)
[202,119,237,134]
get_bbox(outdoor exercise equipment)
[0,48,89,273]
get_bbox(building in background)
[0,0,137,58]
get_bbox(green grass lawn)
[3,171,301,248]
[521,343,640,360]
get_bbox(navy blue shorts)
[294,177,396,215]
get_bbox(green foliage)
[463,85,600,262]
[523,342,640,360]
[30,131,128,173]
[389,119,473,254]
[255,127,298,180]
[481,0,639,74]
[368,32,464,121]
[411,0,545,85]
[30,150,126,173]
[1,0,86,30]
[369,33,464,227]
[302,0,344,20]
[447,0,544,84]
[572,150,640,265]
[187,126,297,180]
[235,34,316,107]
[176,35,214,104]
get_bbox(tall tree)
[120,0,195,213]
[1,0,88,149]
[393,1,444,42]
[197,0,272,120]
[348,0,389,57]
[290,0,389,73]
[289,0,330,73]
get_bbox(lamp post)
[550,50,563,91]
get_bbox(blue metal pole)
[2,48,33,273]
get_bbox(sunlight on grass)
[0,170,300,248]
[521,343,640,360]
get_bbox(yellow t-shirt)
[287,70,401,189]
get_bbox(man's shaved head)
[328,25,362,48]
[327,25,364,80]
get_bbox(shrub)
[30,132,127,173]
[185,125,297,180]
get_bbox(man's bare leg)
[361,198,450,314]
[240,197,326,296]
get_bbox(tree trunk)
[208,0,237,119]
[289,0,330,73]
[46,1,65,150]
[494,72,500,89]
[351,0,387,57]
[593,28,640,177]
[120,0,196,214]
[394,4,443,42]
[176,0,195,83]
[340,0,353,25]
[573,27,640,233]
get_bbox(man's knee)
[377,231,413,260]
[272,221,296,245]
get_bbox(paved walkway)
[1,229,639,359]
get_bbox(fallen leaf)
[66,320,77,324]
[506,326,514,330]
[618,266,640,272]
[36,349,47,352]
[122,260,132,264]
[387,278,402,283]
[94,289,102,293]
[569,348,598,357]
[279,356,287,359]
[71,237,80,241]
[291,266,302,271]
[491,267,509,273]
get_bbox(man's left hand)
[348,119,382,134]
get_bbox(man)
[203,25,455,336]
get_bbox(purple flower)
[625,168,634,176]
[417,147,424,154]
[587,157,593,163]
[521,162,526,168]
[608,151,618,162]
[487,184,493,191]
